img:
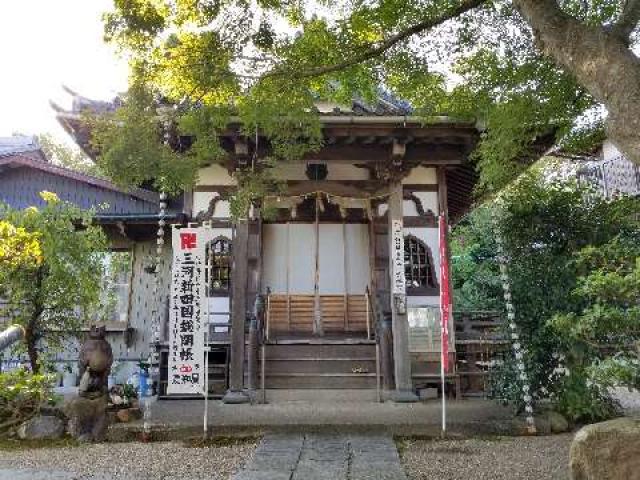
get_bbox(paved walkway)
[232,433,407,480]
[108,398,514,441]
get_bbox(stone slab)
[231,432,406,480]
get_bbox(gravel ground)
[399,434,573,480]
[0,440,256,480]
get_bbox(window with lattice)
[404,235,438,291]
[206,237,231,295]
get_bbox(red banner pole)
[439,215,450,435]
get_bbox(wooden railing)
[264,292,370,336]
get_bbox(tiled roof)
[0,135,44,159]
[0,153,159,204]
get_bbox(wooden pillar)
[387,182,418,402]
[223,219,250,403]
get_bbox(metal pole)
[204,240,211,439]
[203,338,209,438]
[375,342,381,403]
[441,336,446,436]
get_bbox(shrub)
[0,369,57,432]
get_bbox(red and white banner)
[438,215,451,373]
[168,226,214,395]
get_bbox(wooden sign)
[391,219,406,295]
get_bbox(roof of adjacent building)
[0,135,161,216]
[0,135,47,161]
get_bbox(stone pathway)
[232,433,407,480]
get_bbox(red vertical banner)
[439,215,450,373]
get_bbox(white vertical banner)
[391,219,406,295]
[168,225,214,395]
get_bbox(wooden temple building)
[51,91,484,402]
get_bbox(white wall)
[402,166,437,184]
[403,191,439,216]
[196,164,235,186]
[192,192,232,219]
[272,162,370,180]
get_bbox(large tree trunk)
[24,325,39,374]
[513,0,640,164]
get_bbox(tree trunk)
[26,267,45,374]
[24,325,39,374]
[513,0,640,164]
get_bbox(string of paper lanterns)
[492,203,537,435]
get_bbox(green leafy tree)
[455,169,640,421]
[36,133,104,178]
[92,0,640,198]
[0,192,107,373]
[550,234,640,420]
[451,206,503,311]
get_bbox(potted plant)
[62,363,77,388]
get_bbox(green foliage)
[229,165,285,219]
[94,0,637,200]
[457,171,640,422]
[451,206,503,312]
[0,193,108,372]
[88,85,198,194]
[36,134,104,178]
[0,369,57,432]
[550,228,640,400]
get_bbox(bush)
[0,369,58,432]
[456,170,640,423]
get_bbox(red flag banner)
[439,215,450,373]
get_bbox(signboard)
[168,226,213,395]
[391,219,406,294]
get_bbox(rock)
[546,411,569,433]
[512,414,550,435]
[570,417,640,480]
[128,407,142,420]
[65,394,109,442]
[116,409,131,423]
[115,407,142,423]
[17,415,65,440]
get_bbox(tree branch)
[611,0,640,45]
[265,0,487,79]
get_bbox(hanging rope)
[492,202,537,435]
[142,110,171,439]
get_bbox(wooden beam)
[285,180,389,198]
[391,139,406,167]
[388,182,417,401]
[223,220,250,403]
